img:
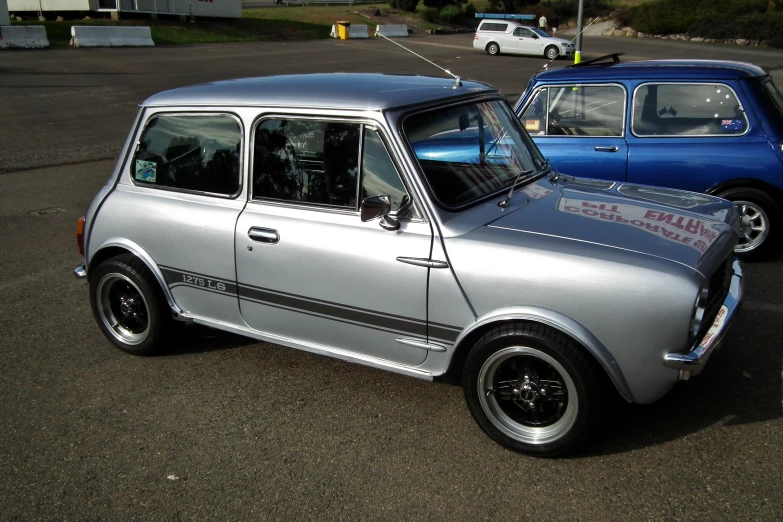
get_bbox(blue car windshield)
[403,99,546,209]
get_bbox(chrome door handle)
[248,227,279,244]
[594,146,619,152]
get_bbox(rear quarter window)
[632,83,748,137]
[479,22,509,32]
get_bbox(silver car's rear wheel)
[478,346,577,445]
[486,42,500,55]
[89,254,168,355]
[96,273,151,346]
[735,200,769,254]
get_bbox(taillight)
[76,216,85,256]
[474,33,478,39]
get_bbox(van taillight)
[76,216,85,256]
[474,33,478,39]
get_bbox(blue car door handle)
[595,146,619,152]
[248,227,279,244]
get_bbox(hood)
[487,177,740,276]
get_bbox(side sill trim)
[184,315,435,381]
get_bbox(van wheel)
[545,45,560,60]
[89,254,169,355]
[716,187,778,258]
[486,42,500,56]
[462,323,607,457]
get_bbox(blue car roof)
[533,60,767,82]
[142,73,497,110]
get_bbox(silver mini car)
[74,73,743,456]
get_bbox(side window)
[360,128,410,213]
[253,119,360,208]
[132,114,241,196]
[633,83,748,136]
[514,27,534,38]
[480,22,508,32]
[521,85,625,137]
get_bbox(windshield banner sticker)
[558,198,719,253]
[135,160,157,182]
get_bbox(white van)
[473,20,574,59]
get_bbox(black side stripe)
[161,266,462,342]
[238,285,428,337]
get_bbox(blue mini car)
[513,58,783,256]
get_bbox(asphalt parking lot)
[1,34,782,520]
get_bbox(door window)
[132,113,242,196]
[632,83,748,136]
[513,27,536,38]
[520,85,626,137]
[253,119,412,213]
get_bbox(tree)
[487,0,539,14]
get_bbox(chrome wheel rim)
[488,44,498,54]
[734,200,769,253]
[96,273,150,346]
[547,48,558,59]
[477,346,577,445]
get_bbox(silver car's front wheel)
[463,323,607,456]
[477,347,578,445]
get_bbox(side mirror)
[360,195,400,231]
[532,34,539,39]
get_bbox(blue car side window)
[632,83,748,137]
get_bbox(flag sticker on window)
[721,119,744,131]
[525,120,541,132]
[135,160,157,182]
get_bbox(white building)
[7,0,241,19]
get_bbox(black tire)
[462,323,607,457]
[89,254,169,356]
[486,42,500,56]
[715,187,778,258]
[545,45,559,60]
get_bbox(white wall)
[8,0,92,11]
[1,0,11,26]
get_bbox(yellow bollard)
[574,50,581,65]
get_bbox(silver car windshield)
[403,99,546,209]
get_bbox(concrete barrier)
[70,26,155,47]
[375,25,408,38]
[348,25,369,38]
[0,26,50,49]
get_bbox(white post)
[1,0,11,26]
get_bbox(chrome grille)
[697,257,732,341]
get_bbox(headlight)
[690,284,710,338]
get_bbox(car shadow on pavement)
[160,323,255,356]
[577,314,783,457]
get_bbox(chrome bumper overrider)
[664,259,743,380]
[74,264,87,279]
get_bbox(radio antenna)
[376,33,462,88]
[543,17,598,70]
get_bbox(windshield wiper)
[498,159,550,208]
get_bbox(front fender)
[453,306,634,402]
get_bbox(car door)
[512,26,541,56]
[234,115,432,367]
[518,83,629,181]
[626,81,775,193]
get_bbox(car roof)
[142,73,497,110]
[532,60,767,82]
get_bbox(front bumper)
[663,259,743,380]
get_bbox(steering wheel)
[548,112,573,136]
